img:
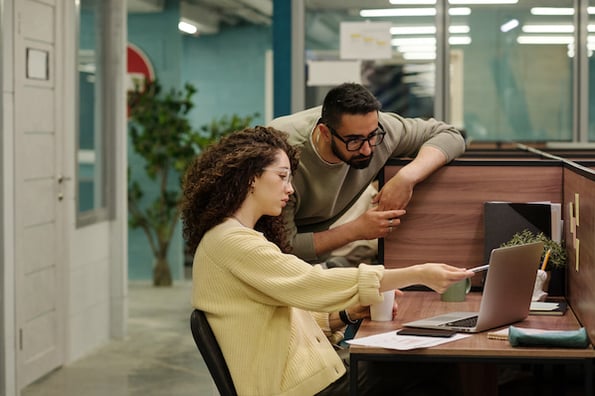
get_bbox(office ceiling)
[127,0,577,33]
[127,0,272,27]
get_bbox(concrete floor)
[21,281,590,396]
[22,281,216,396]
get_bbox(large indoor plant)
[128,79,256,286]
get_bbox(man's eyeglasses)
[326,123,386,151]
[263,167,293,186]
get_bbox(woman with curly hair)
[181,126,472,396]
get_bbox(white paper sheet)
[340,21,392,60]
[347,330,471,351]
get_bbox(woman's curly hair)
[181,125,300,255]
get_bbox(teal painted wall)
[126,1,270,281]
[182,24,270,127]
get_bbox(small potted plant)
[500,229,567,295]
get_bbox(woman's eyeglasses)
[327,123,386,151]
[263,167,293,186]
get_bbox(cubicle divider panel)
[564,166,595,343]
[382,162,563,277]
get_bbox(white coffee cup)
[370,290,395,321]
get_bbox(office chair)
[190,309,238,396]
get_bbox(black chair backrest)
[190,309,238,396]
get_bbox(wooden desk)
[349,291,595,396]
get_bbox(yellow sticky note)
[574,193,580,227]
[575,238,580,272]
[568,202,575,236]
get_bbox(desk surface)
[351,291,595,359]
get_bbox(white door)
[14,0,66,388]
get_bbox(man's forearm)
[312,223,357,258]
[396,145,448,186]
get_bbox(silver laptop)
[403,242,543,333]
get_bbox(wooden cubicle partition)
[381,156,595,342]
[563,165,595,344]
[381,159,563,270]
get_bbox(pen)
[540,249,552,271]
[469,264,489,273]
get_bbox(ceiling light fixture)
[178,19,198,35]
[390,25,470,35]
[449,7,472,15]
[449,0,517,4]
[522,25,574,33]
[360,8,436,17]
[449,25,471,34]
[392,37,437,46]
[500,19,519,32]
[392,36,471,46]
[517,35,574,45]
[391,26,436,35]
[390,0,436,4]
[530,7,574,16]
[397,45,437,53]
[450,36,472,45]
[361,7,471,17]
[403,52,436,60]
[448,0,519,5]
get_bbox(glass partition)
[305,3,438,119]
[303,1,589,144]
[455,2,574,143]
[77,0,107,220]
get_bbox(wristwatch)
[339,310,359,325]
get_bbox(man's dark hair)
[321,83,382,128]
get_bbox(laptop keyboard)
[445,316,478,328]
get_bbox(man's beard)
[330,139,373,169]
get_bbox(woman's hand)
[419,263,474,294]
[389,289,404,318]
[348,289,404,321]
[345,303,370,321]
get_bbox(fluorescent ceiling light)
[589,25,595,32]
[360,8,470,17]
[391,26,436,35]
[392,36,471,46]
[449,0,517,3]
[449,7,472,15]
[390,25,469,35]
[517,35,574,45]
[393,37,437,46]
[360,8,436,17]
[397,45,437,53]
[522,25,574,33]
[530,7,574,16]
[449,25,470,34]
[500,19,519,33]
[390,0,436,3]
[450,36,472,45]
[178,19,198,35]
[403,52,436,60]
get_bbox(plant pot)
[153,257,173,287]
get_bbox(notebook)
[403,242,544,333]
